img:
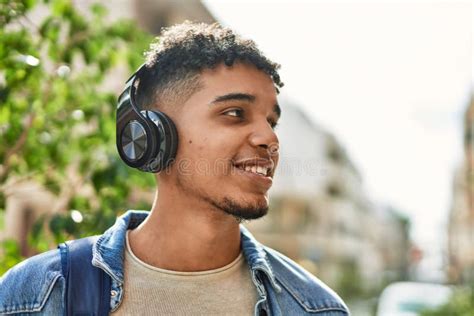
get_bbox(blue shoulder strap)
[58,236,111,316]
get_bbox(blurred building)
[75,0,214,30]
[448,96,474,283]
[247,101,411,293]
[133,0,214,34]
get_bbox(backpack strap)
[58,236,111,316]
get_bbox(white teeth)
[239,165,270,176]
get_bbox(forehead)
[198,62,278,102]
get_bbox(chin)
[211,195,269,221]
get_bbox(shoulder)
[0,248,64,314]
[264,246,350,315]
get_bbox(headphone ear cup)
[116,65,179,173]
[138,110,178,173]
[155,111,178,169]
[117,100,159,169]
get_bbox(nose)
[249,120,279,156]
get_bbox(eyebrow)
[210,92,281,118]
[211,92,255,104]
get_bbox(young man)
[0,22,349,315]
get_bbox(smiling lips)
[232,158,275,190]
[242,165,270,176]
[233,158,274,176]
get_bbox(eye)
[268,119,279,130]
[223,108,244,118]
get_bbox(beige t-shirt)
[111,231,258,315]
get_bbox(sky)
[203,0,472,259]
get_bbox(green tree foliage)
[335,259,364,299]
[420,287,474,316]
[0,0,154,274]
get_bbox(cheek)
[179,127,236,158]
[172,111,244,168]
[174,135,227,176]
[179,136,208,158]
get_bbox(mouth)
[231,158,274,190]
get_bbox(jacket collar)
[92,210,148,284]
[240,225,281,292]
[92,210,280,292]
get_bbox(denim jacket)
[0,211,349,315]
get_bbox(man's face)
[163,62,280,220]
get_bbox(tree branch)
[0,113,35,182]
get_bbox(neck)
[128,183,241,272]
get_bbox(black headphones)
[116,65,178,173]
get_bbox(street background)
[1,0,473,315]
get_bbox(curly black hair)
[136,21,284,110]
